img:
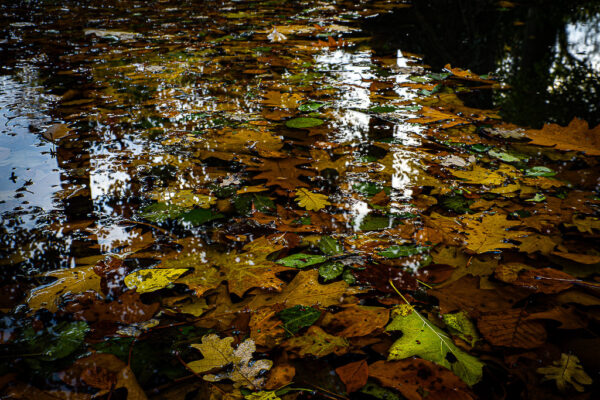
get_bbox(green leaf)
[525,193,546,202]
[318,262,345,281]
[469,144,491,153]
[318,236,343,256]
[179,209,224,225]
[285,117,324,129]
[360,382,401,400]
[442,311,479,347]
[277,305,321,334]
[369,106,396,113]
[140,202,185,222]
[353,182,391,196]
[276,253,328,268]
[298,102,328,112]
[525,166,556,177]
[357,215,393,231]
[342,269,357,285]
[386,305,484,386]
[378,245,429,258]
[440,195,472,214]
[488,149,522,163]
[22,321,89,361]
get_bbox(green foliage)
[378,245,429,258]
[318,262,345,281]
[277,305,322,334]
[318,236,343,255]
[285,117,324,129]
[276,253,328,268]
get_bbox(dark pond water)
[0,1,599,399]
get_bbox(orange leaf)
[335,360,368,393]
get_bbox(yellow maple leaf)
[295,188,331,211]
[124,268,189,294]
[27,266,102,312]
[461,213,528,254]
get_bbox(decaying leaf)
[369,359,475,400]
[187,334,273,389]
[282,326,348,357]
[537,353,592,392]
[477,309,547,349]
[335,360,368,393]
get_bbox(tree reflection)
[364,0,600,128]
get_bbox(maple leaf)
[461,213,528,254]
[246,269,360,309]
[386,304,484,386]
[196,128,283,160]
[249,158,315,190]
[537,353,592,392]
[524,118,600,155]
[124,268,188,293]
[406,106,467,128]
[187,334,273,389]
[27,266,102,312]
[294,188,331,211]
[175,237,290,297]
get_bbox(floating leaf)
[336,360,368,393]
[285,117,324,129]
[187,334,273,389]
[386,305,484,386]
[295,188,331,211]
[537,354,592,392]
[276,253,327,268]
[178,208,224,225]
[318,236,344,255]
[442,311,479,347]
[524,118,600,155]
[525,166,556,177]
[318,262,344,281]
[378,245,429,258]
[124,268,188,294]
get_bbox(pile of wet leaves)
[0,0,599,399]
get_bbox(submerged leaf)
[285,117,324,129]
[295,188,331,211]
[537,354,592,392]
[124,268,188,294]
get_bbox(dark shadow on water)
[363,0,600,128]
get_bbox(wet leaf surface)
[1,0,599,399]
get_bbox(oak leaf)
[187,334,273,389]
[537,353,592,392]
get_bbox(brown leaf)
[249,158,315,190]
[526,305,587,330]
[499,267,575,294]
[60,353,147,400]
[62,290,159,324]
[265,363,295,390]
[524,118,600,155]
[429,275,529,317]
[335,360,368,393]
[477,309,547,349]
[321,305,389,337]
[249,307,286,348]
[369,359,475,400]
